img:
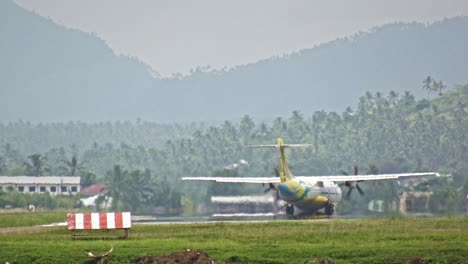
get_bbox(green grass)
[0,215,467,263]
[0,210,66,228]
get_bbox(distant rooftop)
[80,184,106,195]
[0,176,80,185]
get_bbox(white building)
[0,176,81,195]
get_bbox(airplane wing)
[182,172,439,183]
[295,172,440,182]
[181,177,280,183]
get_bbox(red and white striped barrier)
[67,212,131,230]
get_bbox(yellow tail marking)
[278,138,291,182]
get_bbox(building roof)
[0,176,80,185]
[80,184,106,195]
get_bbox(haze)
[15,0,468,77]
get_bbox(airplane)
[182,138,439,217]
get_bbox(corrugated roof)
[80,184,106,195]
[0,176,80,185]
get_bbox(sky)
[15,0,468,77]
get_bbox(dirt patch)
[407,257,426,264]
[136,249,214,264]
[304,257,335,264]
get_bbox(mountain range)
[1,0,467,123]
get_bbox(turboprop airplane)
[182,138,439,216]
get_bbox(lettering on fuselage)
[319,186,339,195]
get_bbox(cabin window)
[18,186,24,192]
[29,186,36,192]
[71,186,78,192]
[61,186,67,193]
[50,186,56,192]
[317,182,324,187]
[40,186,46,192]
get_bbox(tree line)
[0,84,467,215]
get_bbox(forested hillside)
[1,0,468,122]
[163,17,468,121]
[0,0,159,121]
[0,121,205,155]
[1,86,467,215]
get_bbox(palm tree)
[124,169,155,212]
[239,115,255,141]
[400,91,415,109]
[3,144,21,164]
[433,80,447,96]
[61,155,85,176]
[256,122,269,139]
[422,76,433,94]
[105,165,128,211]
[311,110,327,155]
[24,154,49,176]
[81,172,97,188]
[288,110,308,142]
[388,90,399,106]
[422,77,447,96]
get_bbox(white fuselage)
[302,180,342,204]
[276,179,342,215]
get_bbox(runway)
[35,213,340,228]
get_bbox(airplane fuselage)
[277,179,342,214]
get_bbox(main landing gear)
[286,204,294,216]
[285,203,336,219]
[325,203,335,216]
[325,203,336,217]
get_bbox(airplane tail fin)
[248,138,311,182]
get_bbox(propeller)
[264,183,276,193]
[340,165,365,199]
[264,168,280,201]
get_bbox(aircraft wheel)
[325,204,335,216]
[286,204,294,215]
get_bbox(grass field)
[0,210,66,228]
[0,212,467,263]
